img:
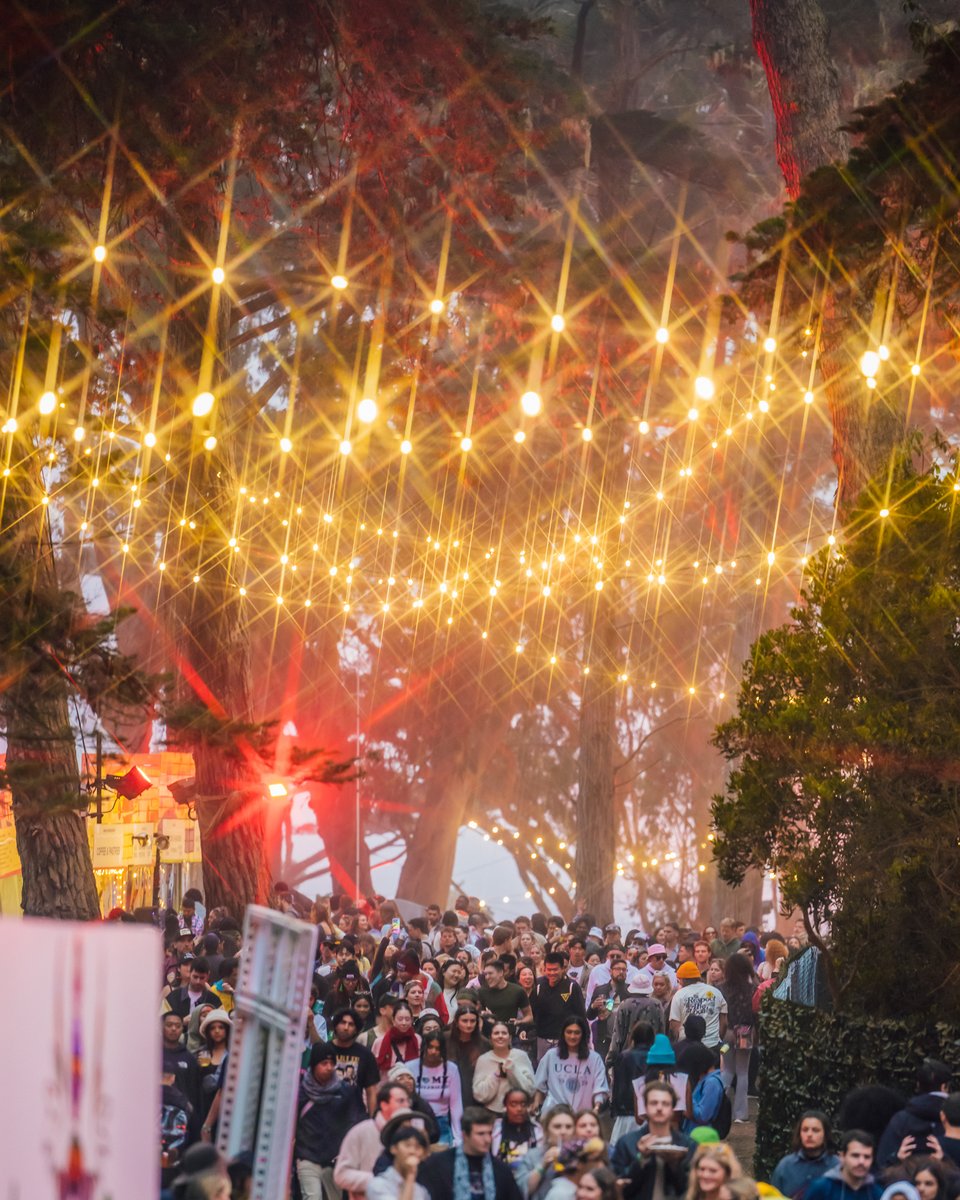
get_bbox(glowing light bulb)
[550,313,565,333]
[688,408,698,422]
[143,431,157,447]
[339,439,351,455]
[192,391,214,417]
[513,429,526,443]
[879,507,889,518]
[638,420,650,435]
[804,390,814,404]
[3,417,18,433]
[758,398,770,413]
[203,434,217,451]
[581,427,593,442]
[211,266,225,285]
[911,363,921,377]
[520,390,542,416]
[429,298,445,314]
[763,336,777,353]
[694,376,715,401]
[400,438,412,454]
[73,426,86,442]
[878,344,890,361]
[330,274,348,290]
[357,397,378,424]
[866,376,877,390]
[279,436,292,453]
[460,435,472,451]
[767,551,776,565]
[92,243,107,263]
[860,350,881,377]
[655,326,669,344]
[38,391,57,415]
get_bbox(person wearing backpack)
[683,1048,731,1139]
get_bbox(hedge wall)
[755,996,960,1180]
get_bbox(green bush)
[755,996,960,1180]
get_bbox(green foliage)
[755,995,960,1180]
[712,450,960,1016]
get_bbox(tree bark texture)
[819,301,905,515]
[3,483,99,919]
[749,0,849,199]
[172,508,272,915]
[395,711,505,906]
[576,581,620,927]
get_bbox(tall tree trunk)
[171,456,272,916]
[750,1,904,514]
[749,0,849,199]
[819,296,905,515]
[396,712,503,905]
[3,479,99,919]
[576,573,621,926]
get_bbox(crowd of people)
[149,889,960,1200]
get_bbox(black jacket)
[878,1093,945,1166]
[165,986,223,1020]
[531,976,586,1039]
[612,1124,696,1200]
[417,1148,523,1200]
[295,1077,366,1165]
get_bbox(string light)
[694,376,714,401]
[38,391,57,415]
[330,274,348,290]
[211,266,225,285]
[192,391,214,417]
[357,398,378,423]
[520,390,542,416]
[92,243,107,262]
[655,327,669,344]
[550,314,565,332]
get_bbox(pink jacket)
[332,1113,391,1199]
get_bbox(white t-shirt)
[584,962,642,1007]
[533,1048,609,1115]
[668,982,727,1046]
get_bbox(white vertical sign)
[216,905,317,1200]
[0,917,160,1199]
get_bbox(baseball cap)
[588,926,604,940]
[604,922,621,933]
[677,961,702,980]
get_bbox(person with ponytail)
[414,1031,464,1146]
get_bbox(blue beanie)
[646,1033,676,1066]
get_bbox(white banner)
[92,823,125,868]
[0,917,160,1199]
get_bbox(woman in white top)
[471,1020,537,1114]
[413,1032,463,1145]
[532,1016,609,1118]
[438,959,466,1023]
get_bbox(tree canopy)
[712,443,960,1015]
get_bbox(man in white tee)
[668,961,728,1047]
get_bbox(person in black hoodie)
[878,1061,953,1167]
[162,1012,201,1112]
[295,1041,366,1200]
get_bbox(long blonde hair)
[684,1143,743,1200]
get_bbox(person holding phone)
[589,958,630,1059]
[472,1022,537,1114]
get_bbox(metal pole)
[355,669,361,902]
[95,728,103,824]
